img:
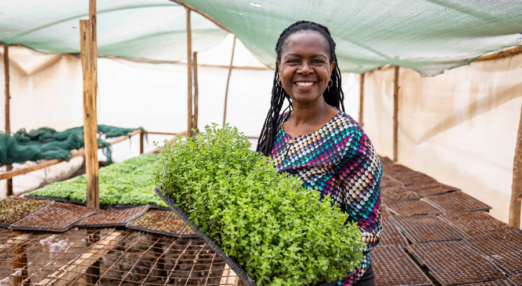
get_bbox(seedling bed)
[510,276,522,286]
[382,187,420,203]
[408,241,505,285]
[155,186,257,286]
[426,191,491,213]
[395,175,438,187]
[126,209,195,237]
[381,176,402,189]
[372,245,432,286]
[76,205,149,227]
[379,217,408,248]
[386,199,443,216]
[10,202,93,232]
[441,212,518,237]
[465,231,522,277]
[0,197,51,227]
[407,183,459,197]
[25,195,163,210]
[393,215,469,243]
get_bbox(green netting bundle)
[0,125,143,165]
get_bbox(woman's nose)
[298,62,313,75]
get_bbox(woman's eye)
[288,59,299,63]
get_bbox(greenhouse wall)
[353,53,522,223]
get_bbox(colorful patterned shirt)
[268,111,383,285]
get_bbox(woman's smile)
[294,81,317,90]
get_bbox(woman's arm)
[337,125,383,255]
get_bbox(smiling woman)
[257,21,383,286]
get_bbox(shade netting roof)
[1,0,522,75]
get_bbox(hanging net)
[0,125,142,165]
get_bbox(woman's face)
[277,31,335,106]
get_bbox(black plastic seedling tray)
[24,195,69,203]
[154,186,257,286]
[25,195,169,210]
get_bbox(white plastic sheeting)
[345,54,522,223]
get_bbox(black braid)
[257,20,345,156]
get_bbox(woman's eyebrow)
[311,54,327,59]
[284,53,301,59]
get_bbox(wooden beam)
[186,8,193,138]
[12,231,29,286]
[4,46,10,135]
[359,73,365,128]
[393,66,400,163]
[475,46,522,62]
[170,0,231,33]
[37,231,123,286]
[509,103,522,228]
[4,46,13,196]
[80,0,99,210]
[143,131,178,136]
[223,36,237,127]
[219,264,239,286]
[193,51,199,133]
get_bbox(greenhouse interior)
[1,1,522,285]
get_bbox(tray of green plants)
[154,124,365,286]
[28,153,168,208]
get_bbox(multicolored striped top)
[268,111,383,285]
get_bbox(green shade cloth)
[0,125,141,165]
[1,0,522,74]
[0,0,228,63]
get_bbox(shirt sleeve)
[337,123,383,255]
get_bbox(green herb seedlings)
[29,153,166,207]
[155,124,365,286]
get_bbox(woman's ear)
[330,61,336,73]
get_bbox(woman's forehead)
[282,31,330,57]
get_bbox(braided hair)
[256,20,345,156]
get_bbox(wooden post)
[193,51,199,133]
[4,46,13,196]
[359,73,365,128]
[393,66,400,163]
[12,231,29,286]
[80,0,99,210]
[139,131,144,154]
[509,103,522,227]
[222,36,237,127]
[186,8,193,137]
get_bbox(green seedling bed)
[155,186,257,286]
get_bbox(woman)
[257,21,383,286]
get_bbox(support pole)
[4,46,13,196]
[80,0,99,210]
[193,51,199,133]
[509,103,522,228]
[186,8,193,138]
[12,231,29,286]
[359,73,365,128]
[223,36,237,127]
[139,131,144,154]
[393,66,400,163]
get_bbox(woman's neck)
[291,97,330,126]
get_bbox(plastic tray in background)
[24,195,169,210]
[408,241,505,285]
[391,215,469,243]
[425,191,492,214]
[126,209,196,238]
[464,231,522,277]
[10,203,93,232]
[154,186,257,286]
[76,205,150,228]
[24,195,69,204]
[372,245,432,286]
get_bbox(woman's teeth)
[295,82,314,87]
